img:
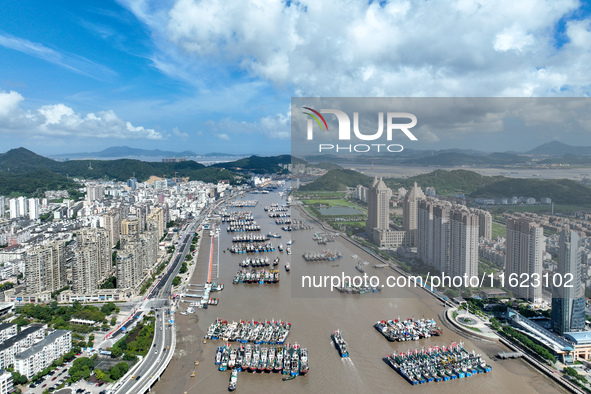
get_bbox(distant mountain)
[401,152,529,166]
[211,155,305,173]
[54,146,197,158]
[199,152,245,157]
[527,141,591,156]
[0,148,241,196]
[388,169,591,205]
[539,154,591,165]
[299,169,372,191]
[389,169,504,196]
[472,178,591,205]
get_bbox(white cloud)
[216,133,230,140]
[0,34,116,80]
[119,0,588,97]
[172,127,189,139]
[0,90,163,140]
[207,109,291,140]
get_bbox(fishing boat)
[228,369,237,391]
[215,346,223,365]
[285,263,291,272]
[331,329,349,357]
[299,347,309,375]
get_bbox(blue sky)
[0,0,590,156]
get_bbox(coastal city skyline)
[3,1,591,393]
[1,1,591,156]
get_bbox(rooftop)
[564,331,591,345]
[15,330,70,360]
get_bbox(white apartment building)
[15,330,72,379]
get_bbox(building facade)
[505,217,544,303]
[24,241,66,294]
[15,330,72,379]
[551,227,585,335]
[73,228,111,294]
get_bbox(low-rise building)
[0,370,12,394]
[0,324,16,343]
[15,330,72,379]
[0,325,45,369]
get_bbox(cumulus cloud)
[119,0,588,97]
[0,90,163,140]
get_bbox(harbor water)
[154,187,567,394]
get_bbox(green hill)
[211,155,304,173]
[388,169,591,205]
[0,148,242,196]
[299,169,372,191]
[401,152,529,166]
[389,170,504,195]
[471,178,591,205]
[310,162,343,170]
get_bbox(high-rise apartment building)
[72,228,111,294]
[116,247,142,290]
[505,217,544,303]
[28,198,39,220]
[551,227,585,334]
[24,241,66,294]
[17,196,27,217]
[418,199,479,278]
[86,185,104,202]
[403,182,425,246]
[102,210,120,248]
[366,177,391,234]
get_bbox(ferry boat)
[331,329,349,357]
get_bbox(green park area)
[491,221,506,239]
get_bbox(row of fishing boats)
[274,218,292,225]
[264,204,288,212]
[281,223,312,231]
[239,256,279,267]
[374,318,443,342]
[335,283,382,294]
[268,212,290,218]
[221,211,254,222]
[302,250,343,261]
[215,343,309,376]
[205,319,292,345]
[230,200,258,207]
[230,242,276,253]
[232,269,280,284]
[386,342,492,385]
[226,223,261,232]
[232,234,268,242]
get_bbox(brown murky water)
[154,187,566,394]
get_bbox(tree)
[110,347,123,358]
[110,317,117,326]
[94,369,105,381]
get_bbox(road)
[112,193,237,394]
[114,308,173,394]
